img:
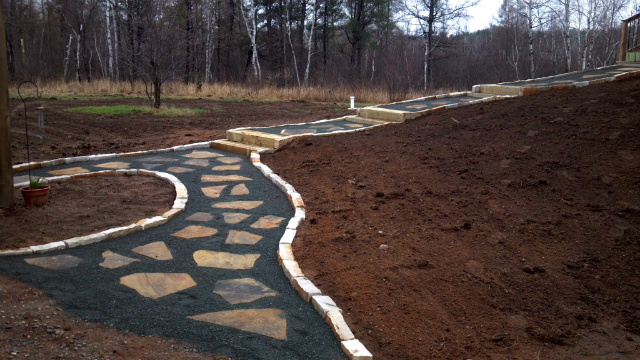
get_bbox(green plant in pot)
[20,177,50,207]
[18,81,50,207]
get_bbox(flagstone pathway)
[1,149,344,360]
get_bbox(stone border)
[12,141,217,173]
[227,115,393,150]
[0,169,188,257]
[250,151,373,360]
[356,92,513,122]
[471,66,640,96]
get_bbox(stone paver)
[48,167,90,176]
[212,201,263,210]
[201,174,252,182]
[94,161,130,169]
[132,241,173,260]
[172,225,218,239]
[99,250,139,269]
[251,215,286,229]
[193,250,260,269]
[213,278,278,304]
[189,309,287,340]
[185,212,214,222]
[222,212,251,224]
[230,183,250,195]
[201,185,227,198]
[24,255,83,270]
[225,230,263,245]
[120,273,197,299]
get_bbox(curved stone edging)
[250,151,374,360]
[0,169,188,257]
[11,141,215,173]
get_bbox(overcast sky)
[464,0,504,31]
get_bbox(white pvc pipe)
[349,96,355,109]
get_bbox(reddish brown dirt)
[0,175,174,250]
[264,78,640,359]
[9,97,351,164]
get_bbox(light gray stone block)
[312,295,342,318]
[64,233,107,248]
[326,310,355,341]
[341,339,373,360]
[30,241,67,253]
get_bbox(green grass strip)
[64,104,208,116]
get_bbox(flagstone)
[193,250,260,270]
[132,241,173,260]
[183,150,223,159]
[183,159,210,167]
[250,215,286,229]
[344,123,364,128]
[212,201,263,210]
[217,156,242,164]
[120,273,196,299]
[172,225,218,239]
[94,161,130,169]
[166,166,195,174]
[201,185,227,198]
[213,278,277,304]
[24,255,83,270]
[212,165,242,171]
[100,250,140,269]
[201,175,252,182]
[188,309,287,340]
[185,212,214,222]
[326,126,344,131]
[230,183,250,196]
[226,230,263,245]
[142,163,162,170]
[222,212,251,224]
[48,167,90,176]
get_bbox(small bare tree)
[124,0,181,108]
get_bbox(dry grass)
[10,79,458,104]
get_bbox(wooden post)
[0,6,15,208]
[620,19,629,62]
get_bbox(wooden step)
[210,139,273,156]
[226,129,291,149]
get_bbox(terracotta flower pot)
[20,185,50,207]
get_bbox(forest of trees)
[3,0,639,98]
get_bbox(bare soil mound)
[0,175,174,250]
[10,98,350,164]
[264,78,640,359]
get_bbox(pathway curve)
[2,62,639,360]
[0,149,344,360]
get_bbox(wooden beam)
[0,6,14,208]
[620,19,629,62]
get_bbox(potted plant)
[20,177,50,207]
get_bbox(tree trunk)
[106,0,114,78]
[303,0,317,87]
[563,0,571,72]
[527,0,535,79]
[0,6,14,208]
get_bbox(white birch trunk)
[64,35,73,80]
[303,0,317,88]
[240,0,261,81]
[285,0,300,86]
[106,0,114,78]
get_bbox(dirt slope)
[264,78,640,359]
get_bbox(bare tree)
[406,0,478,90]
